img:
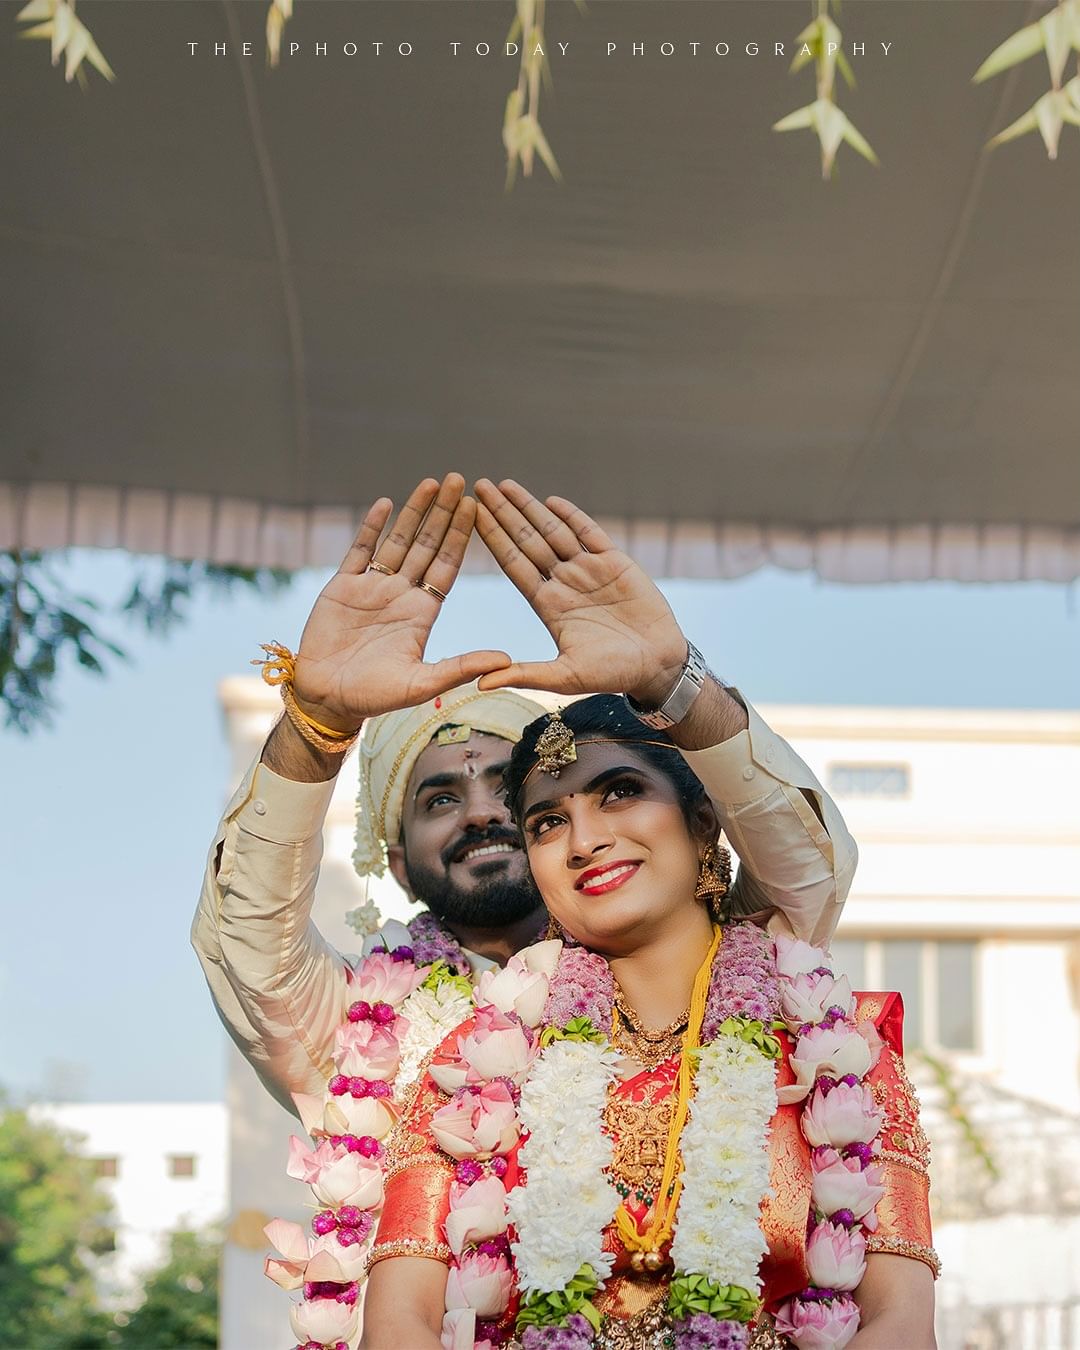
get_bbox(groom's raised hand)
[289,473,511,733]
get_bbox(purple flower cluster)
[521,1314,594,1349]
[407,911,472,975]
[672,1314,750,1350]
[542,946,615,1030]
[702,922,781,1042]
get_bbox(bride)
[360,481,937,1350]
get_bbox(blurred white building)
[215,681,1080,1350]
[34,1101,227,1303]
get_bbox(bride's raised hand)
[473,478,689,706]
[290,473,511,730]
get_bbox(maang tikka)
[533,711,578,777]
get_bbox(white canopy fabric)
[3,0,1079,581]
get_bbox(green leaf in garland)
[420,960,473,999]
[668,1273,760,1323]
[539,1016,605,1047]
[717,1016,783,1060]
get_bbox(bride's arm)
[850,1253,936,1348]
[361,1256,447,1349]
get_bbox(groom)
[193,474,857,1114]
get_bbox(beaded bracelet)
[252,641,361,755]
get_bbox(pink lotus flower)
[458,1006,537,1085]
[782,1025,873,1103]
[431,1081,519,1160]
[441,1307,476,1350]
[445,1250,513,1317]
[445,1175,509,1256]
[806,1221,867,1292]
[293,1090,397,1142]
[780,971,854,1030]
[348,949,424,1007]
[476,954,550,1027]
[775,1294,860,1350]
[263,1220,367,1288]
[285,1136,348,1186]
[810,1149,885,1230]
[520,938,562,978]
[775,936,831,981]
[801,1082,883,1149]
[288,1292,359,1345]
[286,1137,383,1210]
[333,1019,402,1081]
[857,1017,885,1067]
[429,1055,474,1095]
[324,1093,397,1141]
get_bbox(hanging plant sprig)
[773,1,878,179]
[265,0,293,70]
[975,0,1080,160]
[15,0,114,86]
[503,0,562,188]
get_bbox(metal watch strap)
[624,642,709,730]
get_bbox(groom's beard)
[405,852,544,932]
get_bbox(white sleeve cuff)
[232,761,338,844]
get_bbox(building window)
[828,939,978,1053]
[93,1156,119,1179]
[827,762,910,799]
[168,1154,196,1178]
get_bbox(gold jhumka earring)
[695,841,732,922]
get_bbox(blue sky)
[3,550,1078,1103]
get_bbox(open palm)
[292,476,510,729]
[473,479,688,706]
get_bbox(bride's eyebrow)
[522,765,644,822]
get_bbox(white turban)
[352,683,546,877]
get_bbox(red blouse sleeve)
[365,1020,476,1270]
[855,992,940,1278]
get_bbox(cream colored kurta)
[191,697,856,1115]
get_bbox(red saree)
[370,992,937,1336]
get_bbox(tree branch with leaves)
[1,551,292,734]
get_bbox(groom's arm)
[671,679,857,948]
[191,720,354,1114]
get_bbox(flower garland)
[772,942,886,1349]
[425,925,885,1350]
[265,911,479,1350]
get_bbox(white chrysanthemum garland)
[509,1038,622,1297]
[669,1033,779,1311]
[427,925,887,1350]
[264,923,476,1350]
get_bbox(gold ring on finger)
[414,579,448,603]
[367,561,395,576]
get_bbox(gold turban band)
[352,682,547,878]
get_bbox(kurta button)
[253,799,267,815]
[742,766,755,781]
[765,747,775,763]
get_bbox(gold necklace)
[611,987,690,1072]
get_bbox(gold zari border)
[366,1237,452,1270]
[383,1150,455,1184]
[878,1147,929,1176]
[865,1234,942,1278]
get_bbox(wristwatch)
[624,642,710,730]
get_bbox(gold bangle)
[252,642,360,753]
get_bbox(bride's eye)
[528,813,564,839]
[601,776,643,805]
